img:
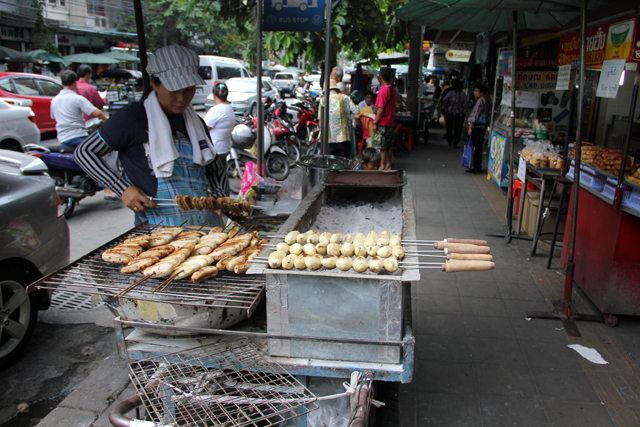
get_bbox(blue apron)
[144,134,223,227]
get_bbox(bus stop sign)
[264,0,325,32]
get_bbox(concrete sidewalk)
[35,125,640,427]
[396,126,640,427]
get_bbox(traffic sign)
[264,0,325,32]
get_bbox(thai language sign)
[264,0,325,32]
[596,59,626,98]
[515,71,558,90]
[559,17,637,68]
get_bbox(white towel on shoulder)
[144,91,216,178]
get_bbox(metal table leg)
[532,179,559,256]
[515,171,528,234]
[547,180,570,269]
[530,179,547,256]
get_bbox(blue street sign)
[264,0,325,32]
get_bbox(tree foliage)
[115,0,246,57]
[31,0,61,56]
[177,0,407,70]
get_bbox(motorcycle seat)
[47,144,74,153]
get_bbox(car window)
[276,74,293,80]
[216,66,242,80]
[198,66,212,81]
[0,77,15,93]
[263,81,273,91]
[37,78,62,96]
[13,78,40,96]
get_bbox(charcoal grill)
[28,223,266,335]
[128,338,318,427]
[247,170,419,365]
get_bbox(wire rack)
[129,338,318,427]
[30,223,265,315]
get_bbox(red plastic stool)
[398,128,414,150]
[512,178,539,215]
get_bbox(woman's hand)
[468,125,472,136]
[121,185,159,212]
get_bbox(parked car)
[0,98,40,151]
[272,72,299,98]
[193,56,251,106]
[0,149,70,366]
[205,77,278,117]
[0,72,63,133]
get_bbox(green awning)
[24,49,71,66]
[98,51,140,62]
[63,53,120,64]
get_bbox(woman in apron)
[75,45,228,227]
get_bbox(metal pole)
[133,0,149,93]
[321,0,333,155]
[256,0,264,176]
[614,76,638,209]
[506,11,518,234]
[564,0,587,313]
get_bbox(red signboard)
[516,57,558,68]
[116,41,139,49]
[559,16,638,68]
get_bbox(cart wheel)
[603,314,619,327]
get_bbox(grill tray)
[29,223,265,316]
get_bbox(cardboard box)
[522,191,567,238]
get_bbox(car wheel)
[0,140,23,152]
[0,267,38,367]
[51,175,76,219]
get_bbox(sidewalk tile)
[416,279,458,296]
[416,393,481,426]
[520,341,583,370]
[479,396,549,427]
[416,361,474,395]
[468,337,527,366]
[474,363,537,398]
[464,315,517,339]
[531,368,602,403]
[511,317,570,344]
[457,281,502,299]
[416,334,470,362]
[506,300,553,318]
[543,400,616,427]
[460,296,509,317]
[416,312,466,337]
[498,282,546,302]
[418,295,462,315]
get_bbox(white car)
[0,98,40,152]
[204,77,278,117]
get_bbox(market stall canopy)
[392,64,430,74]
[63,52,120,64]
[396,0,611,31]
[24,49,71,66]
[98,51,140,62]
[99,68,143,80]
[360,52,409,66]
[0,46,29,61]
[285,66,305,74]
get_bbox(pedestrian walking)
[440,79,468,148]
[51,70,108,148]
[371,68,396,170]
[466,82,489,173]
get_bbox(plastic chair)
[512,178,539,215]
[398,127,414,150]
[357,108,375,157]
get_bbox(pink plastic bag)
[240,162,256,200]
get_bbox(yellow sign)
[605,18,635,60]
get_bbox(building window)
[87,0,106,16]
[48,0,56,4]
[60,0,65,5]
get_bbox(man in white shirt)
[51,70,107,148]
[358,91,374,111]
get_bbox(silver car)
[272,72,299,98]
[0,150,70,366]
[0,97,40,152]
[205,77,278,117]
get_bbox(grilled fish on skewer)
[191,266,218,283]
[102,251,133,264]
[135,245,175,260]
[120,257,159,274]
[123,235,150,248]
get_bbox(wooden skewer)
[153,273,179,293]
[115,275,151,297]
[403,238,488,246]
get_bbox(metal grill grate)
[129,338,318,427]
[50,290,104,310]
[31,223,265,316]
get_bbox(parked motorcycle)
[268,101,301,166]
[227,116,290,194]
[291,99,319,146]
[24,119,108,219]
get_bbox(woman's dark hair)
[60,70,78,87]
[474,82,487,95]
[212,82,229,101]
[451,79,463,92]
[142,76,162,100]
[76,64,92,79]
[361,147,381,164]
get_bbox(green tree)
[31,0,61,56]
[178,0,407,71]
[115,0,247,57]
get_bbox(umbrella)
[0,46,28,61]
[98,51,140,62]
[62,53,120,64]
[24,49,71,66]
[99,68,143,80]
[353,64,365,93]
[396,0,609,32]
[392,64,430,74]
